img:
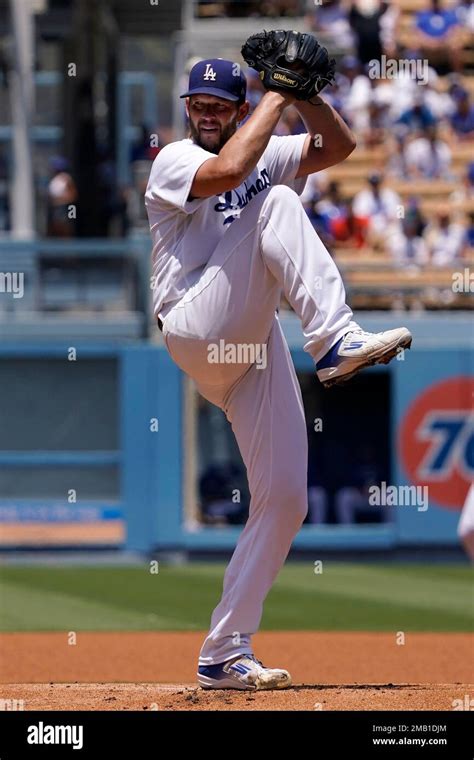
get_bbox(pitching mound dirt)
[1,631,472,711]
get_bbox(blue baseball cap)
[180,58,247,102]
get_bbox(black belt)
[157,317,163,332]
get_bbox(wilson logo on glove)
[241,29,335,103]
[272,72,297,86]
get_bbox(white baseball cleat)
[197,654,292,691]
[316,327,412,388]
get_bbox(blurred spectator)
[299,170,329,214]
[386,134,410,179]
[314,180,347,241]
[306,0,354,50]
[422,68,455,121]
[334,445,389,524]
[339,55,362,86]
[405,197,427,237]
[46,157,77,238]
[448,76,467,98]
[345,72,392,136]
[450,161,474,209]
[363,96,390,147]
[302,184,336,247]
[455,0,474,31]
[344,73,374,132]
[352,172,401,247]
[465,211,474,249]
[318,180,345,218]
[452,0,474,61]
[335,485,390,522]
[348,0,390,65]
[466,161,474,198]
[199,462,248,525]
[450,88,474,139]
[424,207,465,265]
[411,0,462,73]
[396,95,437,135]
[386,55,427,121]
[389,215,429,268]
[404,125,452,179]
[307,485,329,524]
[379,0,399,57]
[322,74,351,122]
[329,199,369,248]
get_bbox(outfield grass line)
[276,579,472,617]
[0,568,220,628]
[1,564,472,633]
[273,567,473,618]
[262,585,474,631]
[379,565,473,583]
[165,562,473,577]
[0,580,201,632]
[172,562,474,589]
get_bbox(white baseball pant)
[161,184,358,665]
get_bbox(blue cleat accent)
[316,327,412,388]
[315,336,344,371]
[197,654,292,691]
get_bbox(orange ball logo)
[399,377,474,510]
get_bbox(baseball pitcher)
[145,31,412,691]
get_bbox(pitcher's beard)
[189,119,238,154]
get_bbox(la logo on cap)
[180,57,246,101]
[203,64,217,81]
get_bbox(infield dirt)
[2,631,472,711]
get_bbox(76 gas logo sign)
[417,411,474,480]
[400,378,473,509]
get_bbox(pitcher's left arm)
[295,97,356,178]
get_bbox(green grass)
[0,563,472,633]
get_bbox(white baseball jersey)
[145,134,307,318]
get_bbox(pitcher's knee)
[263,184,301,210]
[269,478,308,525]
[296,491,309,524]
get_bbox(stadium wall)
[0,313,471,553]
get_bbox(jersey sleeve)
[145,141,216,215]
[263,134,309,196]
